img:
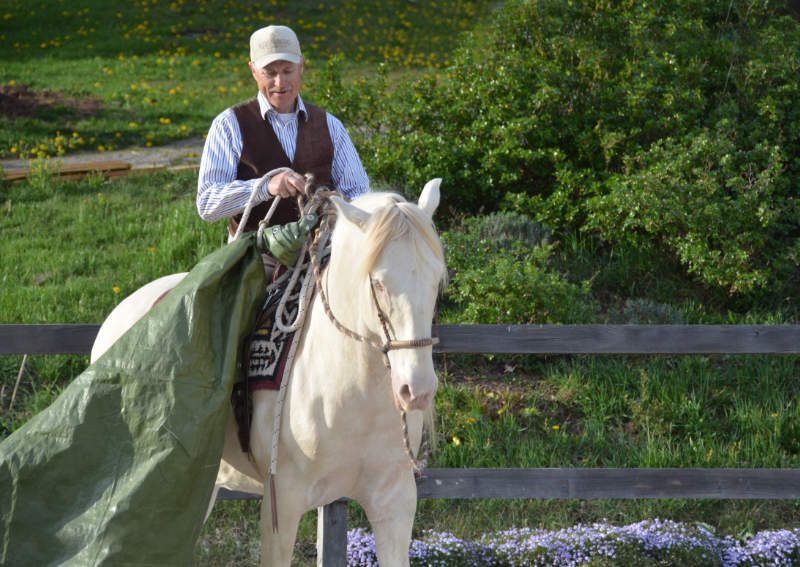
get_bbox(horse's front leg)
[258,478,304,567]
[359,469,417,567]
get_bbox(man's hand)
[268,170,307,198]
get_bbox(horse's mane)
[347,192,447,286]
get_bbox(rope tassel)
[269,473,279,533]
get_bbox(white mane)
[342,191,447,286]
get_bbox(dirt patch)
[0,84,104,120]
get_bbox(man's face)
[250,58,304,114]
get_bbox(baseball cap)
[250,25,302,68]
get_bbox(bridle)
[309,208,438,471]
[309,217,439,369]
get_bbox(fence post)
[317,500,348,567]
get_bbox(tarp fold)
[0,234,266,566]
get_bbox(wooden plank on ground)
[434,324,800,354]
[415,468,800,500]
[3,160,131,183]
[0,324,101,354]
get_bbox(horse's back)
[90,272,188,362]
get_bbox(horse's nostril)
[399,384,412,401]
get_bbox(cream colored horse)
[91,179,446,567]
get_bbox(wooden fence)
[3,323,800,566]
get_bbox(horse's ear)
[418,178,441,218]
[331,196,370,231]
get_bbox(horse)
[90,179,447,567]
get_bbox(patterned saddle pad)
[244,286,299,391]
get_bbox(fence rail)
[3,323,800,567]
[4,323,800,355]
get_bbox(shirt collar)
[257,91,308,121]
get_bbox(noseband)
[370,275,440,361]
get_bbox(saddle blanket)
[244,286,300,391]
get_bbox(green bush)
[441,212,596,324]
[586,128,791,294]
[324,0,800,296]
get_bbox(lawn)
[0,0,491,160]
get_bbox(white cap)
[250,25,302,68]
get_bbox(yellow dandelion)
[452,436,461,446]
[552,425,560,430]
[113,286,121,294]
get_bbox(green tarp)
[0,234,266,567]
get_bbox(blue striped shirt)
[197,92,370,222]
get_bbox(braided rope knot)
[382,337,440,354]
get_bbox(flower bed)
[347,520,800,567]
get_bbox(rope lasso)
[233,167,292,241]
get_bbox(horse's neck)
[294,264,389,405]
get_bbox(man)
[197,24,370,240]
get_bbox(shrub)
[586,128,792,294]
[324,0,800,296]
[607,299,684,325]
[441,212,596,324]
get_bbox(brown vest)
[229,98,334,234]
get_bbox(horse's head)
[328,179,446,412]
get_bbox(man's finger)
[291,174,307,195]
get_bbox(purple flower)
[346,521,800,566]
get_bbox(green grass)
[1,169,223,323]
[0,0,491,160]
